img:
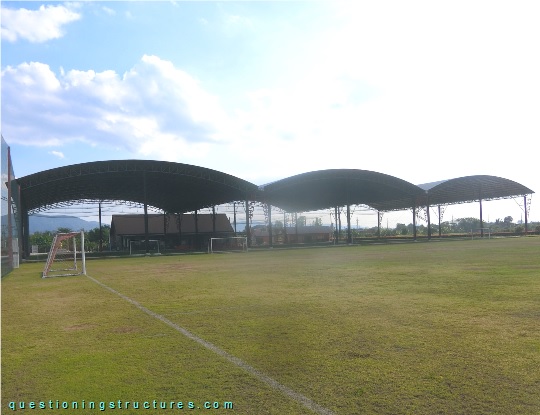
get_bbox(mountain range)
[29,214,102,234]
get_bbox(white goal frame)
[129,239,160,255]
[208,237,248,253]
[42,231,86,278]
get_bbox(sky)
[1,0,539,226]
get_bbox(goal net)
[42,231,86,278]
[129,239,160,255]
[209,237,248,253]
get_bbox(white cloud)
[101,6,116,16]
[1,0,539,190]
[1,4,81,43]
[49,151,65,159]
[1,56,234,159]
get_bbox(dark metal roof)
[259,169,426,212]
[17,161,534,215]
[417,175,534,206]
[17,160,260,214]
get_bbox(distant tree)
[297,216,307,227]
[312,217,322,226]
[504,216,513,224]
[29,231,54,253]
[86,225,111,251]
[395,223,408,235]
[456,217,481,232]
[56,226,74,234]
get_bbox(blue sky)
[1,1,539,225]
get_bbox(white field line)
[86,274,336,415]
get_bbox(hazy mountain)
[29,215,101,234]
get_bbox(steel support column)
[412,205,417,241]
[295,212,298,243]
[99,202,103,252]
[284,211,288,244]
[176,214,183,247]
[479,198,484,238]
[194,210,199,249]
[233,202,237,236]
[377,211,381,239]
[163,212,167,237]
[143,172,149,254]
[338,207,342,243]
[245,199,250,248]
[212,205,216,236]
[347,204,352,244]
[524,195,529,234]
[426,196,431,240]
[7,145,12,261]
[334,206,339,244]
[23,207,30,258]
[438,205,442,238]
[268,203,273,247]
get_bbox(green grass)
[2,237,540,414]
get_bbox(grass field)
[2,237,540,414]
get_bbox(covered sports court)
[15,160,534,257]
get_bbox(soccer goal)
[471,228,492,239]
[208,237,248,253]
[129,239,160,255]
[42,231,86,278]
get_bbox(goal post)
[209,236,248,253]
[42,231,86,278]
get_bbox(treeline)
[30,226,111,253]
[358,217,540,237]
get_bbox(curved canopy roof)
[17,160,259,214]
[417,175,534,206]
[260,169,425,212]
[17,160,534,215]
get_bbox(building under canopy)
[15,160,534,256]
[110,213,235,251]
